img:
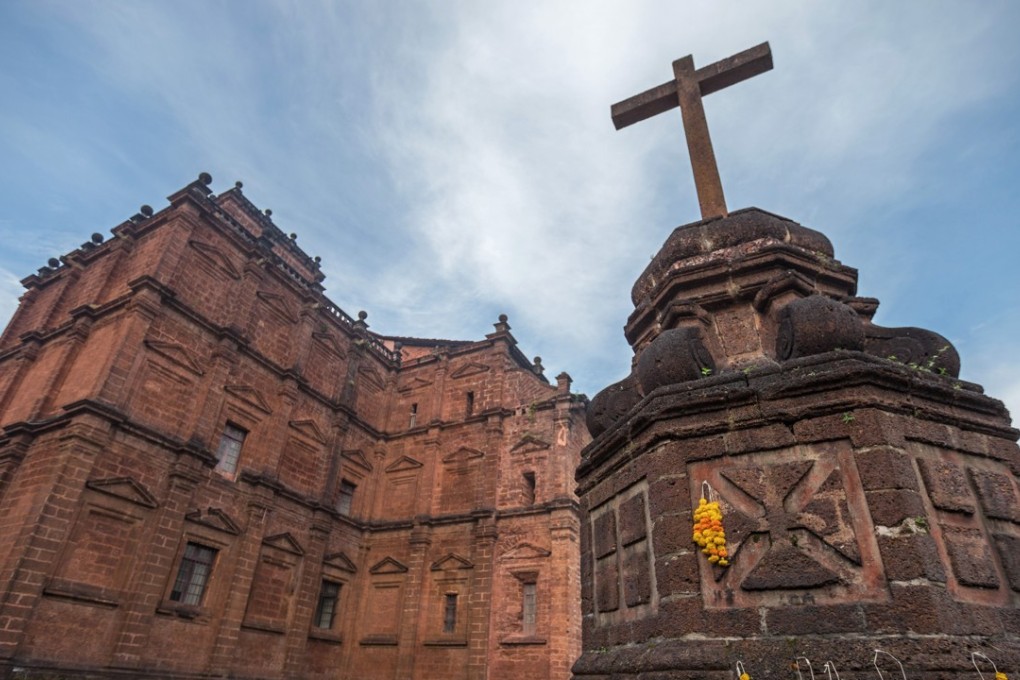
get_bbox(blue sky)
[1,1,1018,419]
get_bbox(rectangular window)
[523,471,536,506]
[409,403,418,428]
[465,391,475,416]
[216,423,247,475]
[522,582,537,636]
[443,593,458,633]
[337,479,356,516]
[314,580,341,629]
[170,542,217,606]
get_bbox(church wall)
[0,177,588,680]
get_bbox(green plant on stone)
[841,412,855,424]
[700,366,713,377]
[890,344,953,376]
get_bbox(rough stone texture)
[576,207,1020,678]
[585,375,639,439]
[635,327,715,394]
[776,294,865,360]
[0,177,589,680]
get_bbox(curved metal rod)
[823,661,840,680]
[972,651,1000,679]
[873,649,907,680]
[796,657,815,680]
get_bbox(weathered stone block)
[970,468,1020,523]
[618,494,647,547]
[595,559,619,613]
[855,447,918,491]
[942,525,1000,589]
[593,512,617,559]
[865,489,924,526]
[917,458,975,515]
[876,533,946,582]
[765,603,866,635]
[654,553,700,596]
[622,548,651,607]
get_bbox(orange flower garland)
[692,497,729,566]
[995,674,1008,680]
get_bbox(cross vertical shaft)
[672,55,727,220]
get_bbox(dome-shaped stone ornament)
[586,374,641,438]
[636,327,716,395]
[776,295,864,360]
[863,326,961,377]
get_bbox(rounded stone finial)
[140,205,154,217]
[235,181,243,189]
[498,314,508,323]
[313,256,321,263]
[289,233,297,240]
[47,258,60,268]
[198,172,213,185]
[91,233,104,244]
[635,327,716,393]
[586,375,641,438]
[264,209,273,217]
[358,310,368,321]
[776,295,864,361]
[534,356,543,365]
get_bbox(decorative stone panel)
[589,480,655,625]
[687,441,884,609]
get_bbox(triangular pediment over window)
[450,362,490,379]
[397,377,433,393]
[358,364,385,390]
[144,340,204,376]
[312,331,347,360]
[289,418,327,444]
[501,542,552,560]
[510,435,551,455]
[342,449,373,472]
[262,532,305,556]
[442,447,485,464]
[385,455,423,473]
[256,291,298,323]
[188,240,241,279]
[324,551,358,573]
[369,556,409,574]
[185,507,241,535]
[430,553,474,571]
[86,477,158,509]
[224,384,273,414]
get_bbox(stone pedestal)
[574,208,1019,678]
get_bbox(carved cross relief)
[612,42,773,220]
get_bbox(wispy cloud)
[0,267,24,332]
[361,1,1020,391]
[1,0,1018,406]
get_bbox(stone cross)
[612,42,773,220]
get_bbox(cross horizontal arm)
[611,81,678,130]
[695,42,772,97]
[610,42,773,131]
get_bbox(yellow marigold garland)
[995,673,1007,680]
[740,674,751,680]
[692,497,729,566]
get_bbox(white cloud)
[359,1,1019,393]
[0,268,24,334]
[1,1,1017,403]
